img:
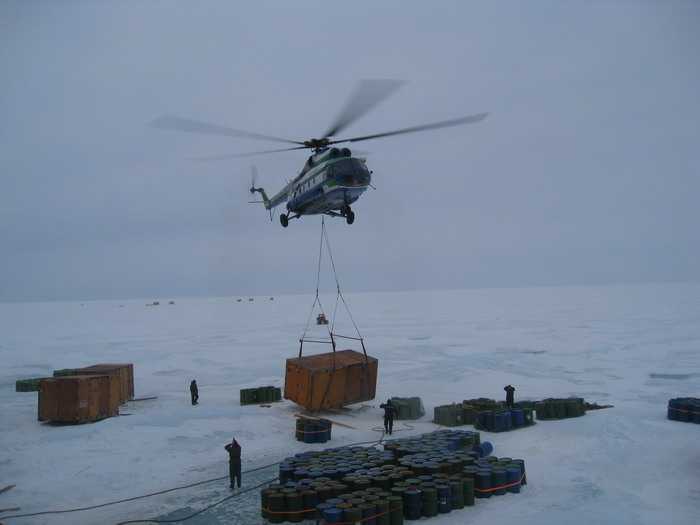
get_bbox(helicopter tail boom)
[250,186,271,209]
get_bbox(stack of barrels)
[278,447,396,485]
[667,397,700,423]
[432,404,464,427]
[240,385,282,405]
[474,407,535,432]
[465,455,526,499]
[461,398,504,425]
[295,418,333,444]
[384,429,481,458]
[535,398,586,420]
[262,429,527,523]
[390,397,425,420]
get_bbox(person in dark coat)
[225,437,242,489]
[190,380,199,405]
[379,399,398,435]
[504,385,515,408]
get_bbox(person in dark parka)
[225,437,242,488]
[190,380,199,405]
[379,399,398,435]
[504,385,516,408]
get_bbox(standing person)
[225,437,242,489]
[504,385,515,408]
[379,399,398,435]
[190,380,199,405]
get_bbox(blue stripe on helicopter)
[288,185,367,211]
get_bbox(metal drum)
[449,479,464,509]
[511,408,525,427]
[475,470,492,498]
[420,485,438,517]
[435,483,451,513]
[403,487,422,520]
[492,468,507,496]
[506,466,522,493]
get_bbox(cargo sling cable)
[299,217,370,407]
[0,435,387,523]
[300,217,365,353]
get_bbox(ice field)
[1,283,699,524]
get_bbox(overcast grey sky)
[1,0,698,302]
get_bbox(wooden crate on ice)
[284,349,378,411]
[38,375,120,423]
[74,364,134,403]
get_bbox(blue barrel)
[293,469,308,481]
[279,463,295,484]
[512,459,527,485]
[435,484,451,513]
[475,470,492,498]
[447,438,461,451]
[511,409,525,427]
[474,441,494,458]
[323,507,343,523]
[478,411,493,430]
[506,466,521,493]
[493,412,507,432]
[326,498,343,506]
[316,503,332,519]
[403,487,422,520]
[491,468,507,496]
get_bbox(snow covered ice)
[1,283,699,524]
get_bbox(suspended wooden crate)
[38,375,120,423]
[74,364,134,403]
[284,349,378,411]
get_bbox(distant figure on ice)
[190,379,199,405]
[504,385,515,408]
[225,437,242,489]
[380,399,398,435]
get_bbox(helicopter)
[152,80,487,227]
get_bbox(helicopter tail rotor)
[247,165,273,220]
[249,165,258,195]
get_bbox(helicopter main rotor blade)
[151,115,304,145]
[328,112,488,145]
[322,79,405,139]
[189,145,309,161]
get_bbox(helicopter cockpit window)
[329,159,370,187]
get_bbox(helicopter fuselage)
[263,148,371,225]
[288,155,370,215]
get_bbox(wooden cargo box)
[77,363,134,403]
[38,375,120,423]
[284,349,378,411]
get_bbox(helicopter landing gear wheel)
[346,210,355,225]
[280,214,289,228]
